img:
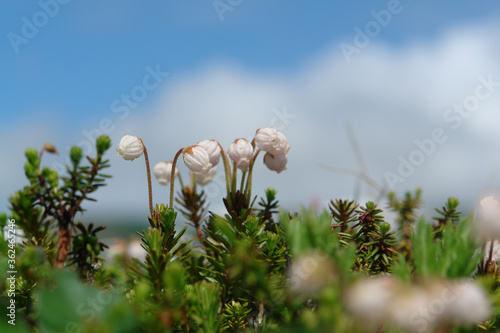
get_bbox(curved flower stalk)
[172,143,222,247]
[117,135,154,217]
[169,145,213,209]
[38,142,59,163]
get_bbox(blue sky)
[3,0,499,124]
[2,1,500,222]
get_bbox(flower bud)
[228,138,254,170]
[46,168,60,188]
[154,161,178,185]
[116,135,144,161]
[254,127,290,155]
[70,146,83,166]
[197,139,221,166]
[194,165,217,185]
[25,148,39,167]
[96,135,112,155]
[263,152,288,173]
[43,142,58,154]
[183,145,212,174]
[24,161,37,180]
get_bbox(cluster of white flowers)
[152,141,222,187]
[115,128,290,189]
[255,127,290,174]
[180,127,290,185]
[345,277,491,332]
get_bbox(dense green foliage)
[1,137,499,332]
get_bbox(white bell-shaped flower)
[263,152,288,173]
[183,145,212,174]
[197,139,221,166]
[444,280,491,324]
[254,127,289,155]
[228,138,254,170]
[116,135,144,161]
[345,276,396,328]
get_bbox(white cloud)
[3,20,500,222]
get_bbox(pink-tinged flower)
[153,161,178,185]
[263,152,288,173]
[197,139,221,166]
[194,165,217,185]
[475,196,500,240]
[183,145,212,174]
[254,127,290,155]
[116,135,144,161]
[228,138,254,170]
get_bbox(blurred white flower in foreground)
[116,135,144,161]
[444,280,491,325]
[345,277,491,332]
[287,251,336,296]
[475,196,500,241]
[344,276,396,327]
